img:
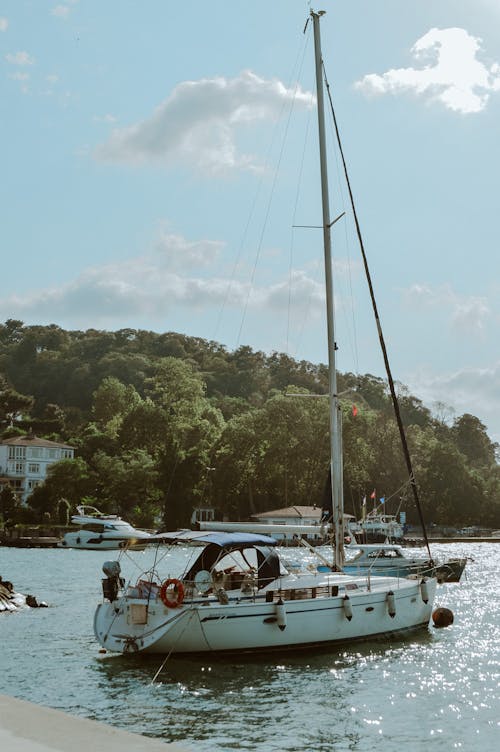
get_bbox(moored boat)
[93,9,441,657]
[94,530,437,655]
[343,543,466,583]
[58,505,151,550]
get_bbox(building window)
[27,480,41,490]
[62,450,73,459]
[9,446,26,460]
[48,449,57,459]
[15,463,25,475]
[28,463,40,474]
[30,448,43,459]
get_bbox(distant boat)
[58,505,151,550]
[92,10,439,657]
[342,543,466,583]
[351,512,405,543]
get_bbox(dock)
[0,694,189,751]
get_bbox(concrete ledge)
[0,694,189,751]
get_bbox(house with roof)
[251,505,356,542]
[251,505,324,526]
[0,434,74,504]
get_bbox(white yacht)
[59,505,151,550]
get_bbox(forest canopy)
[1,319,499,529]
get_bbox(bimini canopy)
[147,530,277,547]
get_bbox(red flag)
[370,490,376,499]
[352,404,358,417]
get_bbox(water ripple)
[1,542,498,750]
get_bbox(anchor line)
[150,609,197,684]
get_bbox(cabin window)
[82,523,105,533]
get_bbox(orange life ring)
[159,578,184,608]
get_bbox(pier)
[0,694,188,751]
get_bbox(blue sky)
[2,1,500,442]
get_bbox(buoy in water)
[432,607,454,628]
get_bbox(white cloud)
[51,5,70,18]
[51,2,79,19]
[46,74,59,85]
[403,283,490,335]
[263,270,324,313]
[5,51,35,66]
[93,113,117,124]
[0,231,327,328]
[411,364,500,442]
[356,28,500,114]
[155,232,223,271]
[95,71,313,174]
[9,72,30,82]
[0,17,8,31]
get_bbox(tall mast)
[311,10,344,570]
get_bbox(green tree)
[27,457,91,519]
[91,449,161,524]
[145,357,225,528]
[0,486,19,526]
[452,413,496,468]
[0,375,34,428]
[92,377,141,437]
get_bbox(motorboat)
[93,10,440,657]
[58,505,152,550]
[342,543,466,583]
[351,513,404,543]
[94,530,437,655]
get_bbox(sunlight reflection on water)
[0,542,498,751]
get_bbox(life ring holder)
[159,578,184,608]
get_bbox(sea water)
[0,542,498,751]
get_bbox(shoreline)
[0,694,189,751]
[1,535,499,548]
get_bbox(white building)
[0,434,74,504]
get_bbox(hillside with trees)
[1,319,499,530]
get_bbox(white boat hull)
[59,531,150,550]
[94,576,437,655]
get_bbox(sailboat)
[93,10,438,656]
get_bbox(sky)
[1,1,500,442]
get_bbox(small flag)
[352,404,358,417]
[370,490,376,499]
[380,497,385,504]
[362,495,367,506]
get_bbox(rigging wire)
[211,28,309,348]
[325,94,360,378]
[321,61,434,563]
[282,32,315,505]
[235,32,311,349]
